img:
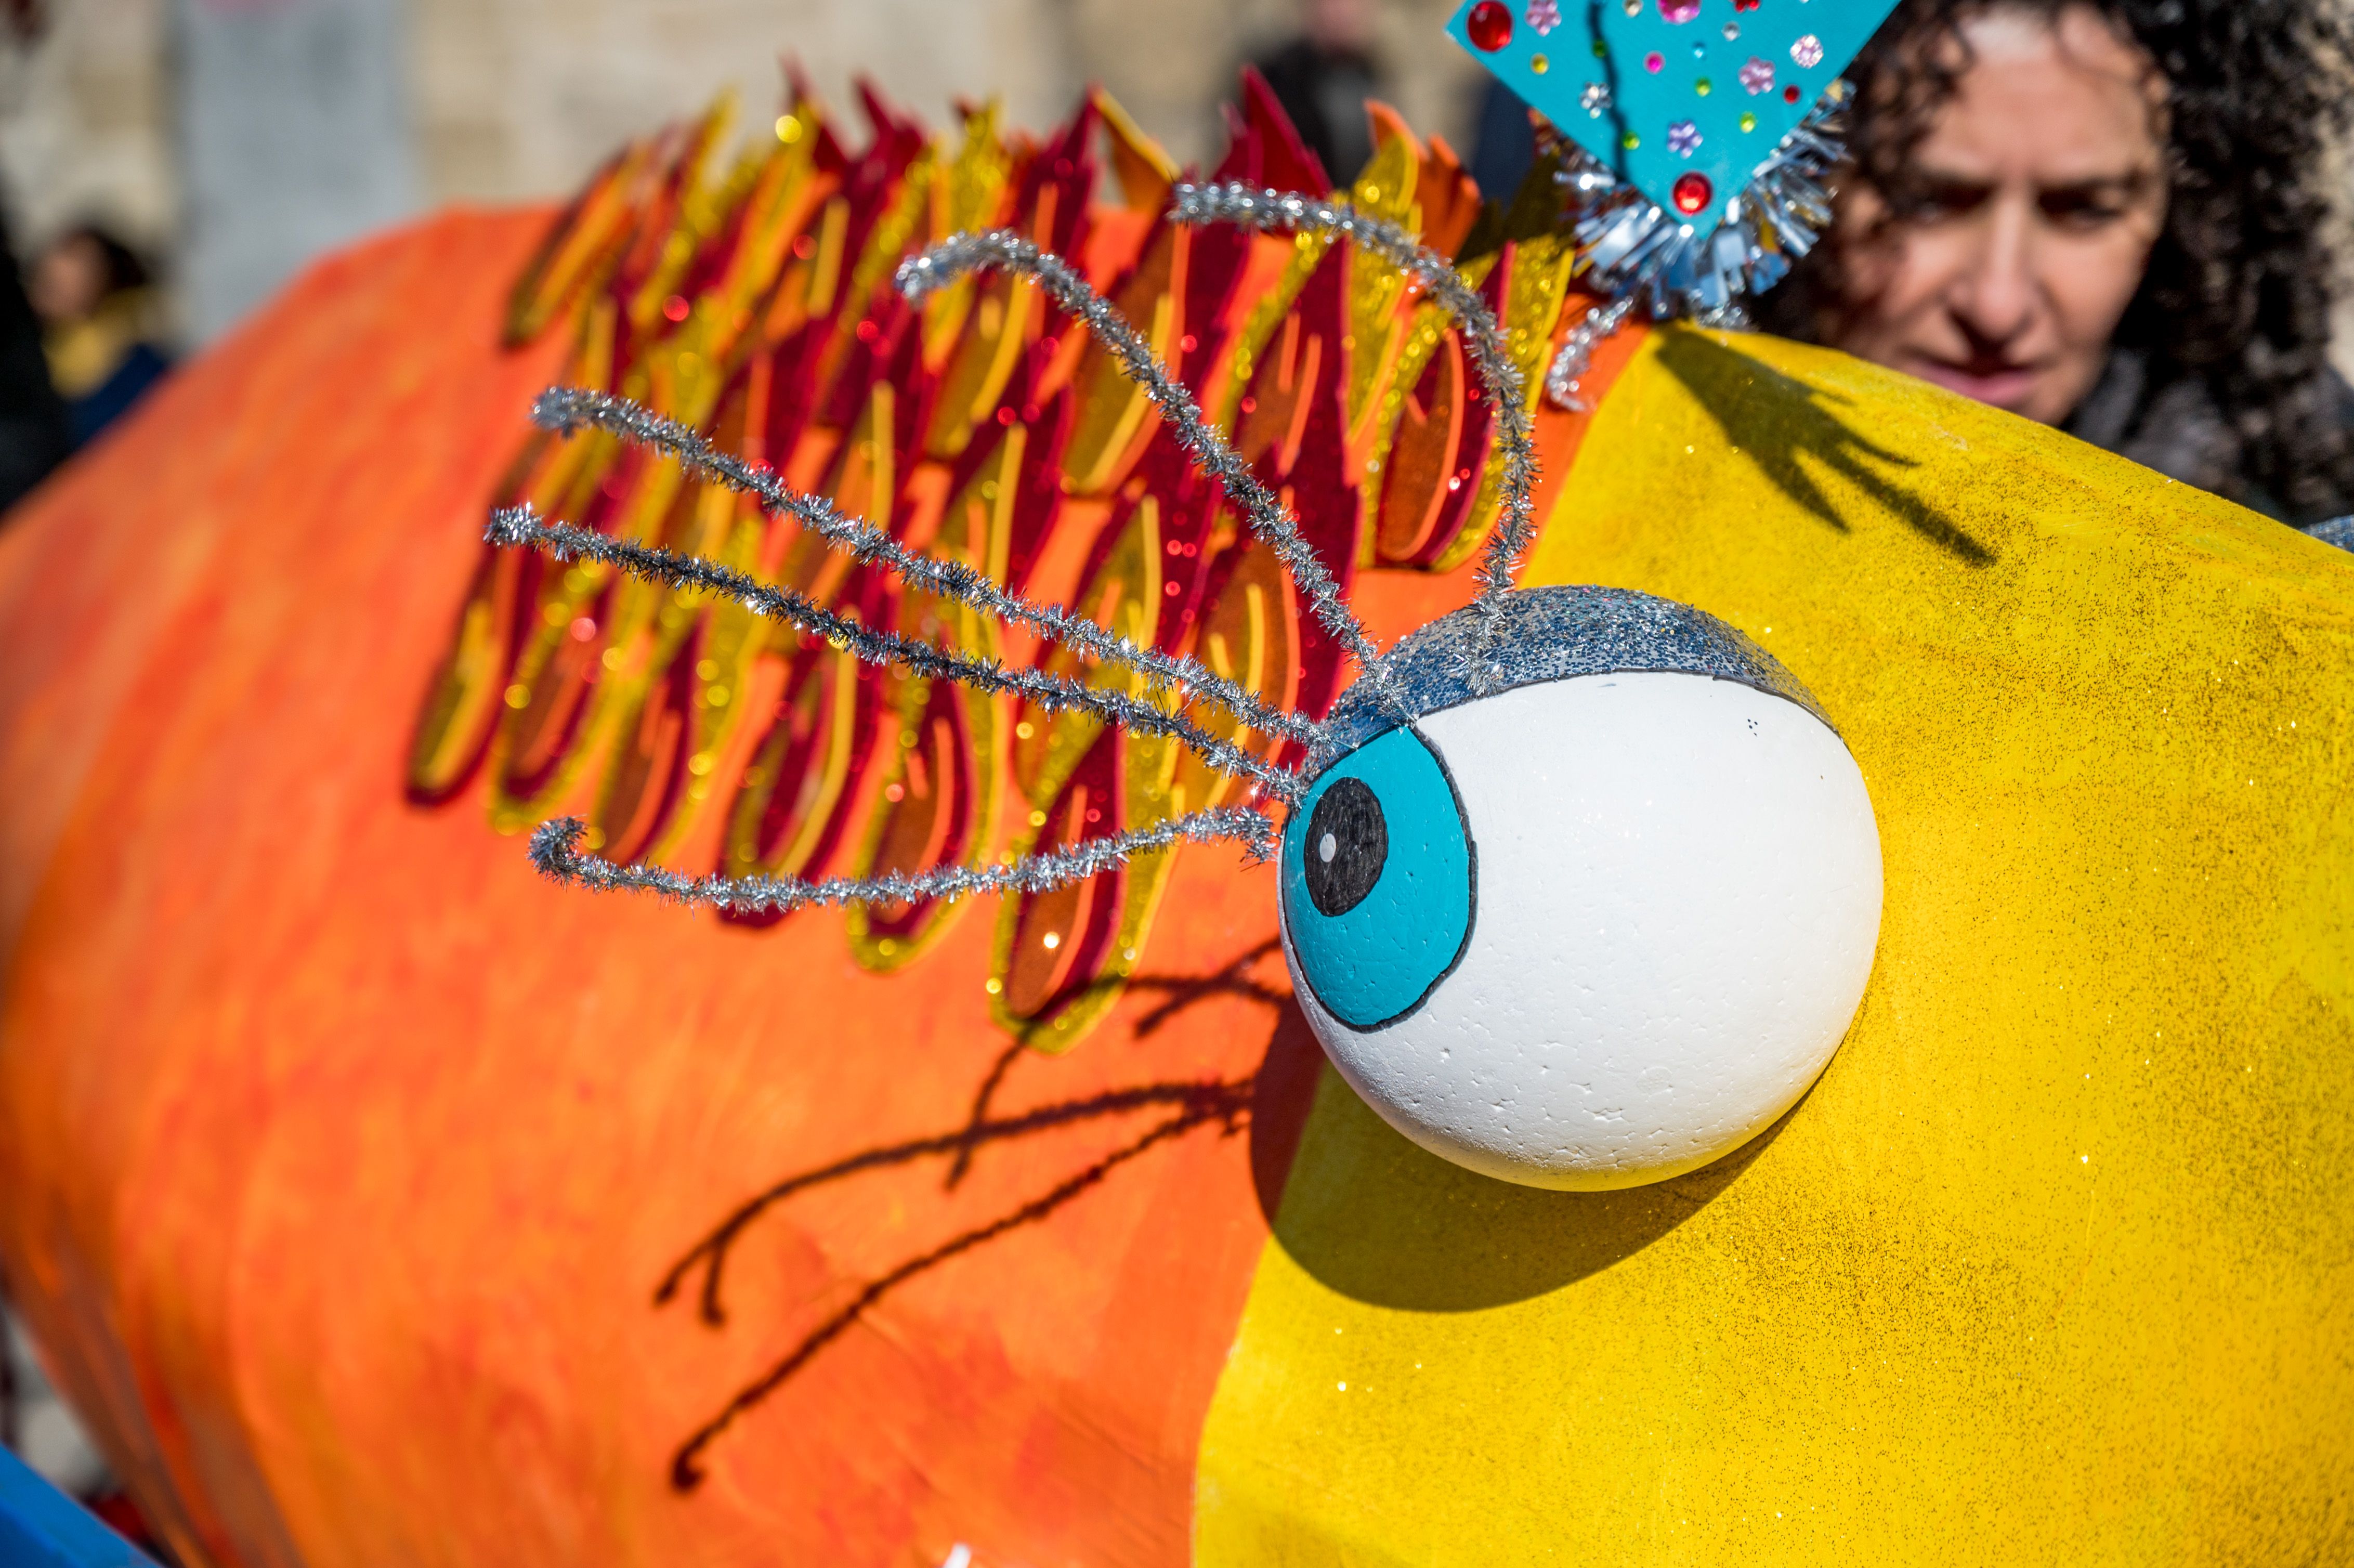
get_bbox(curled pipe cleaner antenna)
[894,229,1409,720]
[530,387,1320,751]
[528,807,1277,917]
[1168,183,1540,694]
[488,506,1303,803]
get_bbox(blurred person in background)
[0,0,63,517]
[0,213,64,516]
[1253,0,1388,184]
[1759,0,2354,525]
[29,224,174,452]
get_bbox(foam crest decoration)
[412,77,1524,1048]
[432,75,1884,1186]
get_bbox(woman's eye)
[2037,184,2132,229]
[1884,176,1992,224]
[1280,726,1475,1031]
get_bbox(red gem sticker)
[1784,84,1802,102]
[1466,0,1513,50]
[1672,172,1715,215]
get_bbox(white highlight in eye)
[1285,671,1882,1191]
[1318,832,1339,864]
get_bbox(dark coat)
[0,219,68,516]
[1252,38,1382,188]
[2065,348,2354,527]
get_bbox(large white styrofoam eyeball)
[1279,668,1882,1191]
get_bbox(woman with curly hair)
[1759,0,2354,524]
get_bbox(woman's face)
[1817,6,2169,426]
[30,233,109,328]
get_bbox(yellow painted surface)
[1196,328,2354,1564]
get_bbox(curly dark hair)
[1760,0,2354,522]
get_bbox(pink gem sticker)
[1738,55,1775,94]
[1791,34,1825,68]
[1659,0,1700,22]
[1645,50,1665,72]
[1525,0,1560,35]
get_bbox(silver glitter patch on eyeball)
[1311,584,1829,775]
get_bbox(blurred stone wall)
[0,0,1480,342]
[0,0,172,255]
[404,0,1480,199]
[0,2,2340,368]
[176,0,420,341]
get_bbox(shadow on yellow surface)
[1198,327,2354,1566]
[1653,330,1995,567]
[1270,1069,1807,1311]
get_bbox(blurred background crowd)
[2,0,2351,512]
[0,0,1483,516]
[0,0,1474,359]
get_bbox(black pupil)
[1303,777,1388,917]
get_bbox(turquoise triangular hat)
[1451,0,1897,224]
[1446,0,1900,393]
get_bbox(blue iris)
[1280,725,1476,1030]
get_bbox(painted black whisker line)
[666,1097,1242,1489]
[528,386,1320,751]
[894,229,1410,723]
[944,1043,1025,1193]
[656,1074,1252,1325]
[527,806,1277,917]
[1168,183,1541,695]
[488,506,1301,801]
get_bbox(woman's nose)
[1946,195,2041,347]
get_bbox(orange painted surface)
[0,210,1400,1567]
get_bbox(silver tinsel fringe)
[1166,183,1540,697]
[487,506,1304,803]
[528,807,1277,916]
[530,387,1319,751]
[1543,89,1849,411]
[1544,296,1637,412]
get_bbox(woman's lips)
[1908,357,2042,410]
